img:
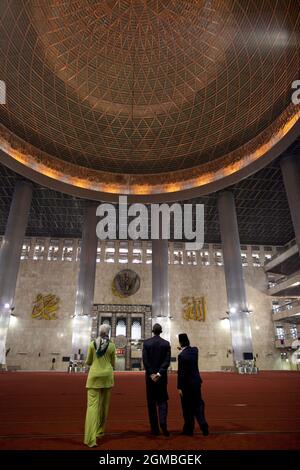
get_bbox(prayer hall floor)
[0,371,299,450]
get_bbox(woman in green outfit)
[84,323,116,447]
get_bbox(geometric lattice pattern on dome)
[0,0,299,176]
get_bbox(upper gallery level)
[0,235,282,268]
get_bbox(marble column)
[128,240,133,264]
[218,191,253,364]
[111,313,117,340]
[0,181,33,365]
[125,313,132,370]
[72,202,98,355]
[152,239,170,340]
[280,155,300,252]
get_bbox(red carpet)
[0,371,299,450]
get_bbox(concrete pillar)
[247,245,253,267]
[0,181,33,365]
[168,242,174,265]
[259,246,265,267]
[197,247,203,266]
[141,313,145,339]
[281,155,300,253]
[125,313,132,370]
[152,239,169,318]
[128,240,133,264]
[58,238,64,261]
[44,237,50,262]
[271,246,277,259]
[152,239,170,341]
[114,240,119,264]
[111,313,117,339]
[218,191,253,364]
[182,243,188,265]
[100,240,106,263]
[141,241,147,264]
[72,202,98,355]
[208,244,214,266]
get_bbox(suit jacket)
[142,335,171,378]
[177,346,202,391]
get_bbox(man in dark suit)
[177,333,209,436]
[142,323,171,436]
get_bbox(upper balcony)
[264,241,300,276]
[274,335,298,349]
[268,271,300,297]
[272,299,300,323]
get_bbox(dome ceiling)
[0,0,299,200]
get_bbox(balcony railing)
[275,333,298,341]
[268,275,288,288]
[272,299,300,314]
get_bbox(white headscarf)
[94,324,111,357]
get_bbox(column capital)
[15,179,33,188]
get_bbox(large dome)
[0,0,300,200]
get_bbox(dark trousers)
[146,381,168,432]
[180,386,208,434]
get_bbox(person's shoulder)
[143,337,152,345]
[186,346,198,355]
[160,337,170,347]
[181,346,198,355]
[190,346,199,359]
[179,347,188,356]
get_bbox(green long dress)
[84,340,116,447]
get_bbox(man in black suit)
[142,323,171,436]
[177,333,209,436]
